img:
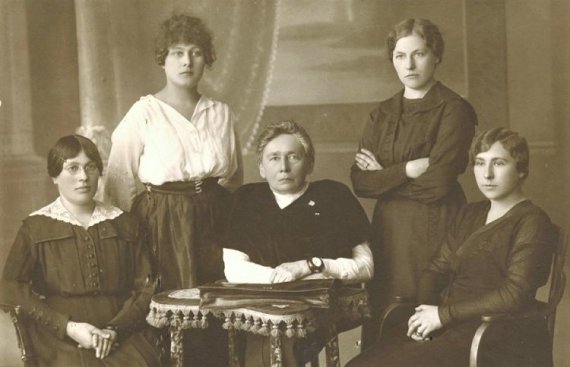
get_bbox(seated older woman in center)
[223,120,373,365]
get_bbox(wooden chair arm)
[480,301,554,323]
[0,302,19,313]
[0,302,37,366]
[378,298,416,338]
[470,301,556,367]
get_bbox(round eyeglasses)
[63,162,100,176]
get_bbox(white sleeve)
[322,242,374,283]
[223,248,275,284]
[103,107,144,212]
[218,123,243,192]
[217,111,243,192]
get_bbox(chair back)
[468,225,568,367]
[546,226,568,339]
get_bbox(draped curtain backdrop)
[74,0,279,157]
[0,0,279,269]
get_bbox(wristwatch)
[307,257,325,273]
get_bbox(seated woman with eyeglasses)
[0,135,159,366]
[346,127,556,367]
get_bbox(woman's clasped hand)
[406,305,442,341]
[67,322,118,359]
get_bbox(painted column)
[0,0,47,270]
[73,0,118,161]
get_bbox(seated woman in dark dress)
[0,135,159,367]
[223,120,373,365]
[347,127,556,367]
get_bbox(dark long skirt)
[132,180,231,290]
[132,180,230,366]
[30,293,160,366]
[32,325,159,367]
[362,186,466,348]
[348,319,552,367]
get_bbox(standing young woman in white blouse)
[103,13,242,366]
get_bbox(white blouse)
[104,95,242,211]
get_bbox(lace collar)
[30,198,123,228]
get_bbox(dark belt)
[145,178,219,195]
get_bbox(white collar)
[30,198,123,228]
[271,182,310,209]
[194,94,214,114]
[148,94,215,117]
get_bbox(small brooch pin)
[308,200,315,206]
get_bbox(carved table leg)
[170,321,184,367]
[325,324,340,367]
[270,333,283,367]
[228,328,240,367]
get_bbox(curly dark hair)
[154,13,216,67]
[386,18,444,64]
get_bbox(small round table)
[146,286,369,367]
[146,288,208,366]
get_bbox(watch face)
[312,257,323,267]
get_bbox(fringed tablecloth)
[147,286,369,367]
[146,289,210,366]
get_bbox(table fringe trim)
[210,308,317,338]
[146,302,210,329]
[146,290,370,334]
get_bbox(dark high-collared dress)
[224,180,370,266]
[351,82,477,344]
[0,199,159,367]
[346,200,556,367]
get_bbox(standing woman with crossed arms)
[351,18,477,348]
[104,13,242,366]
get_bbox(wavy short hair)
[386,18,444,63]
[154,13,216,67]
[47,135,103,178]
[256,120,315,170]
[469,127,530,179]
